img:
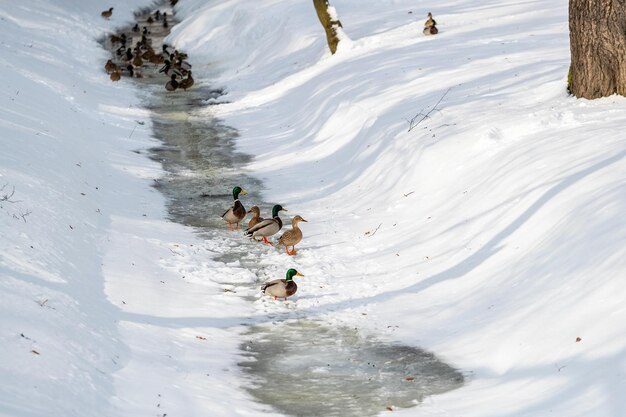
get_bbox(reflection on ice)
[240,321,463,416]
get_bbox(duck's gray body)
[261,279,297,299]
[222,199,246,224]
[246,216,282,238]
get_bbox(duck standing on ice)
[277,215,308,255]
[222,186,248,230]
[245,204,287,244]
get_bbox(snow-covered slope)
[168,0,626,416]
[1,2,260,416]
[1,0,625,416]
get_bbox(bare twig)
[365,223,382,237]
[14,209,32,223]
[406,88,451,132]
[1,184,18,203]
[129,120,145,139]
[168,248,183,257]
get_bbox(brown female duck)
[277,215,308,255]
[247,206,264,229]
[101,7,113,19]
[179,71,194,91]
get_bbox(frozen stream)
[105,5,464,416]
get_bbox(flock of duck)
[102,5,193,91]
[221,187,307,301]
[101,5,435,302]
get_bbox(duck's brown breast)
[285,281,297,297]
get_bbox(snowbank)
[169,0,626,416]
[1,2,261,416]
[2,0,625,415]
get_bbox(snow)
[2,0,626,416]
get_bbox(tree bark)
[313,0,342,54]
[569,0,626,98]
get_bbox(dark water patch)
[241,321,464,417]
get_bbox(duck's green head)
[272,204,287,217]
[233,186,247,200]
[285,268,304,281]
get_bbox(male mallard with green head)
[245,204,286,245]
[277,215,308,255]
[261,268,303,301]
[222,186,247,230]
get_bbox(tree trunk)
[313,0,342,54]
[569,0,626,98]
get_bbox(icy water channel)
[106,5,464,416]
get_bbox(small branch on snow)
[128,120,145,139]
[554,363,567,372]
[365,223,382,237]
[1,184,18,203]
[168,248,184,257]
[405,88,451,132]
[13,209,32,223]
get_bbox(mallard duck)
[132,54,143,67]
[277,215,308,255]
[159,60,171,74]
[174,50,189,61]
[176,58,192,71]
[149,54,165,64]
[147,16,154,24]
[162,44,172,55]
[104,59,118,74]
[245,204,287,245]
[179,71,194,91]
[247,206,264,229]
[261,268,303,300]
[101,7,113,19]
[110,70,121,82]
[165,74,179,91]
[423,25,438,35]
[424,12,437,28]
[221,186,248,230]
[142,48,155,60]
